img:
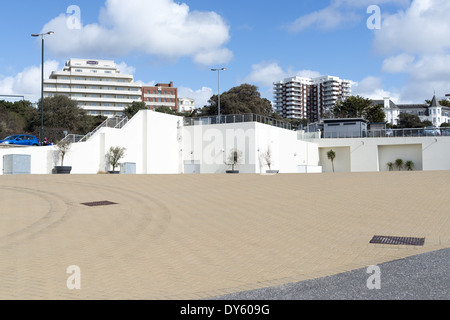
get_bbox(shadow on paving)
[207,248,450,300]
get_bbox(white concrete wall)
[2,111,450,175]
[183,122,320,174]
[314,136,450,172]
[0,110,183,175]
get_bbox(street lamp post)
[31,31,54,145]
[211,68,226,123]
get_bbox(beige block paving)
[0,172,449,299]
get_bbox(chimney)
[384,97,390,109]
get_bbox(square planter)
[54,166,72,174]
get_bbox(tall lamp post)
[211,68,226,123]
[31,31,54,145]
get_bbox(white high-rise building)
[274,75,352,122]
[44,59,142,117]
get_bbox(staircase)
[60,116,129,144]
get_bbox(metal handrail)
[184,113,292,130]
[60,116,129,144]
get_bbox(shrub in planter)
[262,146,278,174]
[54,139,72,174]
[226,148,242,174]
[106,146,126,174]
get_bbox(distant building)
[274,75,352,122]
[178,98,195,113]
[373,95,450,127]
[44,59,142,117]
[323,118,368,138]
[142,82,178,112]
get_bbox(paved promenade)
[0,171,448,300]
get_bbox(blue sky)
[1,0,450,107]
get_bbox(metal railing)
[184,113,292,130]
[301,127,450,140]
[60,116,129,144]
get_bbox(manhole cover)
[370,235,425,246]
[81,201,118,207]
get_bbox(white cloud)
[116,62,136,76]
[285,0,409,32]
[243,61,322,88]
[178,86,214,109]
[374,0,450,101]
[373,0,450,55]
[0,61,60,102]
[351,76,401,102]
[381,54,415,73]
[41,0,232,66]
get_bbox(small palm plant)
[395,158,404,171]
[387,162,394,171]
[327,149,336,173]
[405,160,414,171]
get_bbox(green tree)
[123,101,147,118]
[439,100,450,107]
[365,104,386,124]
[327,149,336,173]
[201,84,273,116]
[422,120,433,127]
[331,95,373,119]
[155,106,175,114]
[0,100,38,138]
[28,95,92,141]
[397,113,423,128]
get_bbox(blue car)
[0,134,40,146]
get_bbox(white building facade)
[178,98,195,113]
[375,96,450,127]
[274,75,351,122]
[44,59,142,117]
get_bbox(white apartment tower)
[44,59,142,117]
[274,75,351,122]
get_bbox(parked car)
[0,134,40,146]
[441,128,450,136]
[423,127,441,136]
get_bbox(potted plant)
[225,148,242,174]
[54,139,72,174]
[395,158,404,171]
[262,146,278,174]
[387,162,394,171]
[327,149,336,173]
[405,160,414,171]
[106,146,126,174]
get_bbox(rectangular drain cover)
[82,201,118,207]
[370,235,425,246]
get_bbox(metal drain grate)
[81,201,118,207]
[370,235,425,246]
